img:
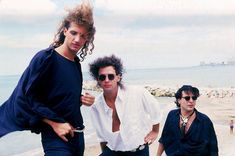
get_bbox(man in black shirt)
[157,85,218,156]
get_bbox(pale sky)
[0,0,235,75]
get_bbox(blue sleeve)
[23,50,65,126]
[159,111,171,144]
[0,49,67,137]
[208,119,218,156]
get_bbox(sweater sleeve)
[23,50,65,127]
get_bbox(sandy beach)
[83,95,235,156]
[14,93,235,156]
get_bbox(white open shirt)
[90,85,162,151]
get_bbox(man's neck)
[103,88,118,109]
[180,109,195,117]
[55,45,76,61]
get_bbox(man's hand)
[81,92,95,106]
[43,119,74,142]
[144,130,158,145]
[144,124,159,144]
[51,122,75,142]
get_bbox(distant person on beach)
[156,85,218,156]
[0,2,95,156]
[89,55,162,156]
[230,119,234,134]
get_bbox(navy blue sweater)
[0,47,83,136]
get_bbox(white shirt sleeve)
[90,105,106,142]
[142,87,162,125]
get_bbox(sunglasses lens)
[98,75,106,81]
[184,96,190,101]
[98,74,115,81]
[108,74,115,80]
[192,96,197,100]
[182,96,197,101]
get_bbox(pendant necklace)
[180,110,195,137]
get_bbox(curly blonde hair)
[52,2,96,61]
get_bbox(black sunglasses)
[98,74,115,81]
[182,96,197,101]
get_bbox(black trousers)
[100,144,149,156]
[41,128,84,156]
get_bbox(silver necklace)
[180,110,195,136]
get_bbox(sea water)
[123,65,235,87]
[83,65,235,87]
[0,65,235,155]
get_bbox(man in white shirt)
[89,55,162,156]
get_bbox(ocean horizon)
[1,65,235,88]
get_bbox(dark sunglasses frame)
[182,96,197,101]
[98,74,115,81]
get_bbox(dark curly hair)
[175,85,200,107]
[51,2,96,61]
[89,55,125,88]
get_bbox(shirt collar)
[101,86,124,113]
[194,109,203,122]
[116,86,125,102]
[176,108,202,122]
[101,94,110,113]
